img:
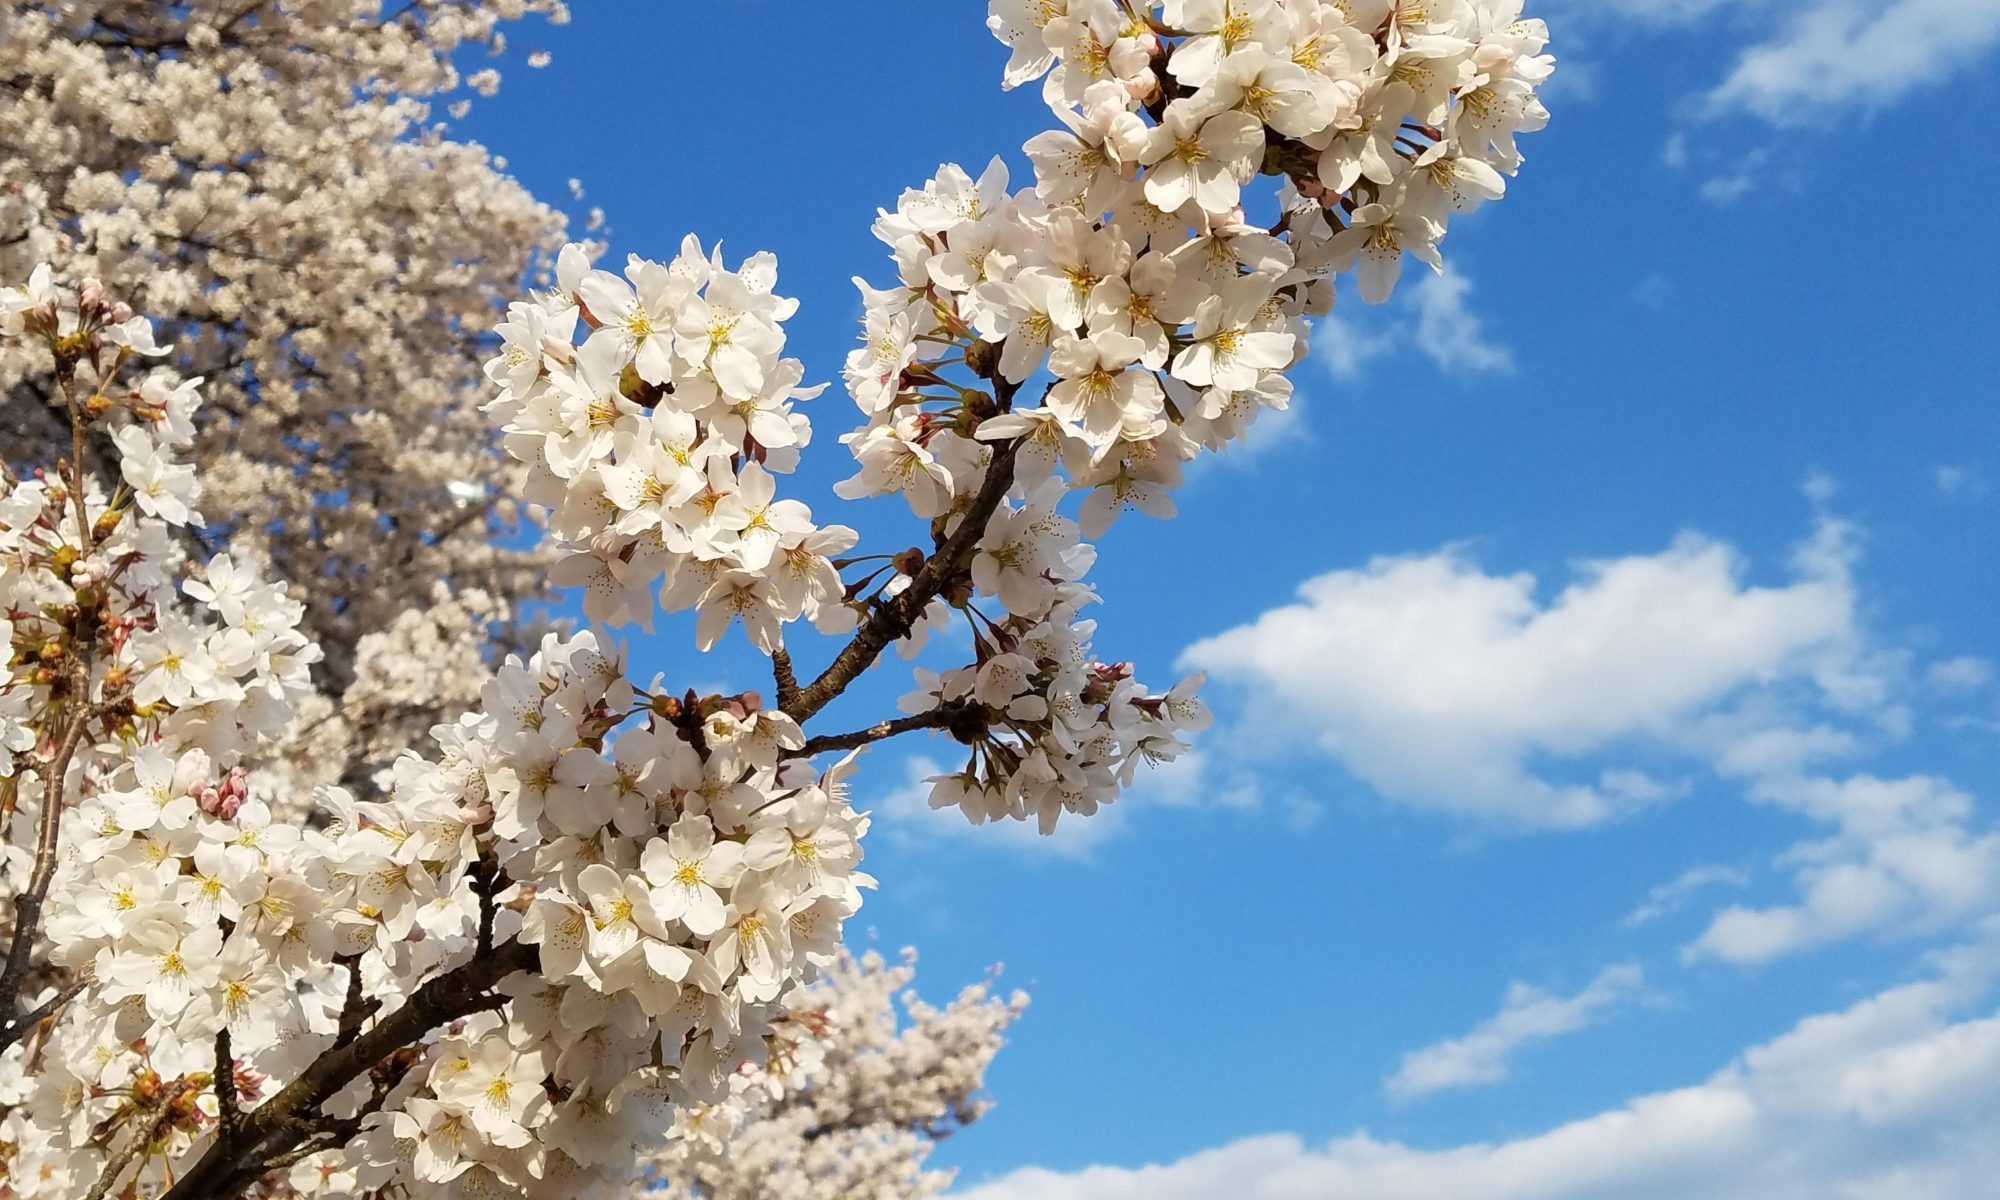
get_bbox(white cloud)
[1927,656,1993,693]
[1178,503,1999,962]
[1625,865,1751,927]
[1697,148,1770,206]
[1318,268,1514,381]
[1935,466,1987,499]
[1314,313,1395,380]
[1386,964,1647,1101]
[1411,269,1516,376]
[1707,0,2000,126]
[1181,517,1861,827]
[1688,773,2000,964]
[1547,0,2000,126]
[1630,273,1672,309]
[956,936,2000,1200]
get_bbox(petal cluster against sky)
[457,3,2000,1194]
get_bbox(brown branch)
[798,709,956,758]
[783,440,1021,725]
[771,647,801,713]
[83,1079,199,1200]
[332,954,373,1050]
[215,1027,241,1134]
[0,707,90,1050]
[4,974,85,1042]
[157,938,536,1200]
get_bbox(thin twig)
[0,707,90,1045]
[332,955,372,1050]
[784,440,1021,724]
[83,1080,197,1200]
[6,974,85,1038]
[798,710,956,758]
[215,1027,241,1134]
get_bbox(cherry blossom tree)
[0,1,1555,1197]
[639,951,1026,1200]
[0,0,578,805]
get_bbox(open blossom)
[1046,332,1166,448]
[1171,278,1297,392]
[643,816,749,937]
[1329,198,1447,303]
[1140,102,1267,213]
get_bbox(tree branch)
[215,1027,241,1134]
[783,440,1020,725]
[771,647,800,713]
[0,706,90,1051]
[4,974,85,1042]
[798,710,956,758]
[84,1079,199,1200]
[158,938,537,1200]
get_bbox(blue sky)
[458,2,2000,1195]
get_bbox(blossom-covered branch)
[0,1,1554,1196]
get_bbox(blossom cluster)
[485,240,856,650]
[829,0,1551,830]
[0,267,319,780]
[0,274,875,1200]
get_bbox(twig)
[783,440,1021,724]
[468,855,504,956]
[215,1027,241,1133]
[6,974,85,1037]
[83,1079,197,1200]
[332,955,373,1050]
[0,707,90,1049]
[798,710,956,758]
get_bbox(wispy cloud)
[1689,774,2000,964]
[1386,964,1648,1101]
[1548,0,2000,127]
[1936,466,1987,500]
[1626,865,1752,928]
[1318,268,1515,382]
[1706,0,2000,127]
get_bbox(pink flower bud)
[77,278,105,313]
[109,302,133,324]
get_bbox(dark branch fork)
[782,365,1025,728]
